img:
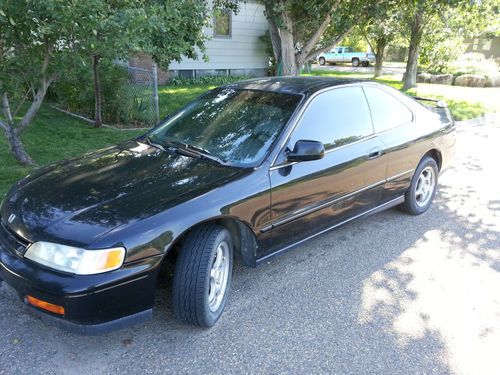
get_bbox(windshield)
[149,88,301,167]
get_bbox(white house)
[129,1,269,83]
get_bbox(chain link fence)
[123,65,160,127]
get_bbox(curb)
[456,112,498,127]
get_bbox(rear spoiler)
[413,96,448,108]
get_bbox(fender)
[90,164,272,266]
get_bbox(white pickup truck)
[318,46,375,67]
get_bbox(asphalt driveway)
[1,116,499,375]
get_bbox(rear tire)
[352,58,360,67]
[319,57,326,66]
[401,156,439,215]
[172,225,233,327]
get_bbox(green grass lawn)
[158,84,218,117]
[0,106,142,197]
[1,72,496,197]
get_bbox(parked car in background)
[318,46,375,67]
[0,77,455,333]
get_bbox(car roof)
[223,76,368,97]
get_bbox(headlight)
[24,241,125,275]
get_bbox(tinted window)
[289,87,373,150]
[150,88,301,166]
[363,86,413,132]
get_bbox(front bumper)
[0,237,162,335]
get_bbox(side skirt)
[255,195,405,266]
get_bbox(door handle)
[367,147,382,159]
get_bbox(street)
[1,116,499,375]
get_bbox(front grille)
[0,220,29,256]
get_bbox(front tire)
[319,57,326,66]
[402,156,439,215]
[172,225,233,327]
[362,61,369,67]
[352,58,360,67]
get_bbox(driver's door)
[264,86,387,256]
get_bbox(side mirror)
[287,140,325,162]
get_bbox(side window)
[363,86,413,133]
[289,87,373,150]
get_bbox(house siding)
[168,1,269,73]
[464,36,500,59]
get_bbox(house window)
[482,38,492,51]
[214,10,231,38]
[472,38,479,51]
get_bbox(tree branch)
[363,31,376,56]
[305,28,352,61]
[0,118,8,132]
[16,46,57,133]
[47,72,59,86]
[18,90,44,133]
[1,93,14,125]
[296,1,341,65]
[12,89,32,118]
[41,43,52,76]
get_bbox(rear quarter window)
[363,86,413,133]
[289,86,373,150]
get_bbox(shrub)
[448,53,499,77]
[168,75,252,86]
[419,35,465,74]
[48,61,154,127]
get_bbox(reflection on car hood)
[1,140,244,246]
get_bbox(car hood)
[1,140,244,247]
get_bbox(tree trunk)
[279,10,298,76]
[1,46,54,166]
[374,41,386,78]
[402,11,424,90]
[265,3,281,66]
[2,92,42,166]
[4,126,34,165]
[93,54,103,128]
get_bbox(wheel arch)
[423,148,442,171]
[165,216,258,268]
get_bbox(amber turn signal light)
[26,295,65,315]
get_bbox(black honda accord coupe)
[0,77,455,333]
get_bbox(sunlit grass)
[158,84,218,117]
[303,69,493,121]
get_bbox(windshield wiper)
[144,135,166,151]
[163,140,232,167]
